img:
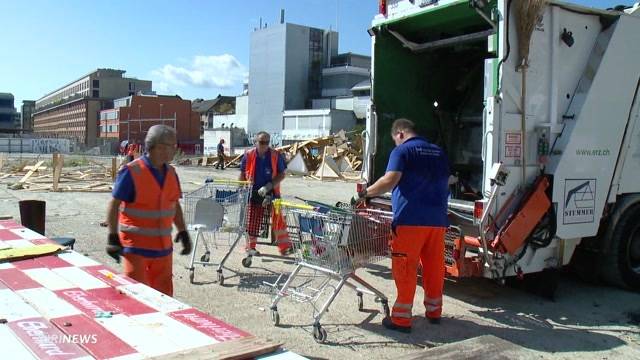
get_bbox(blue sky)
[0,0,635,107]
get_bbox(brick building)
[100,94,202,154]
[33,69,151,146]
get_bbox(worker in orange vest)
[354,118,450,333]
[106,125,192,296]
[126,143,135,162]
[239,131,292,256]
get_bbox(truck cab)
[366,0,640,290]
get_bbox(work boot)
[427,316,441,325]
[382,317,411,333]
[279,247,294,256]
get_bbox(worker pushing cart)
[267,200,392,343]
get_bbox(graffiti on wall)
[31,139,71,153]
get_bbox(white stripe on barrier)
[23,268,74,291]
[52,267,109,290]
[10,228,46,241]
[3,239,34,248]
[0,289,40,322]
[57,252,101,268]
[117,283,189,313]
[16,288,82,319]
[96,313,214,357]
[0,326,38,360]
[0,263,15,269]
[109,354,147,360]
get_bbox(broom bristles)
[516,0,550,67]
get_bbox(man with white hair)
[239,131,291,255]
[106,125,192,296]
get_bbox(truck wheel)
[601,203,640,291]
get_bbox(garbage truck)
[364,0,640,291]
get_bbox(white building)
[282,109,355,143]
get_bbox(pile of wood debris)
[186,130,364,180]
[276,130,363,180]
[0,154,117,192]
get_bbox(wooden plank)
[399,335,535,360]
[0,153,5,172]
[18,160,44,184]
[111,157,117,180]
[52,154,63,192]
[22,166,48,171]
[151,336,282,360]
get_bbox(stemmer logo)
[563,179,596,224]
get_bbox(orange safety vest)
[244,148,281,197]
[118,158,180,257]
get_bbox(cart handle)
[205,178,251,185]
[272,199,315,213]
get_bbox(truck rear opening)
[371,1,496,221]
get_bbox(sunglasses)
[257,140,269,145]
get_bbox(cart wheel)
[217,271,224,285]
[357,292,364,312]
[382,301,390,317]
[241,257,252,268]
[189,270,195,284]
[200,251,210,263]
[271,309,280,326]
[312,325,327,344]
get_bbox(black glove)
[106,233,123,263]
[174,230,192,255]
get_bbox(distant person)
[106,125,192,296]
[126,143,135,162]
[239,132,292,256]
[216,138,226,170]
[353,118,450,333]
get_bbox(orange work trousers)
[123,253,173,296]
[390,225,446,327]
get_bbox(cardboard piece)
[314,155,342,179]
[337,157,353,172]
[286,152,309,175]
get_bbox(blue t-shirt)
[386,137,449,227]
[240,150,287,196]
[112,155,182,203]
[217,143,224,154]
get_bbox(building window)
[92,79,99,88]
[129,82,135,91]
[92,90,99,98]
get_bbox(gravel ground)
[1,157,639,359]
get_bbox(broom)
[515,0,550,186]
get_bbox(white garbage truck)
[365,0,640,291]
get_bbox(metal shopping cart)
[267,200,392,343]
[183,179,251,285]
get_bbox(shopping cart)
[267,200,392,343]
[183,179,251,285]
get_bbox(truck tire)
[601,202,640,291]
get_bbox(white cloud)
[155,81,171,94]
[152,54,247,89]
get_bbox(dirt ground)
[1,156,639,359]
